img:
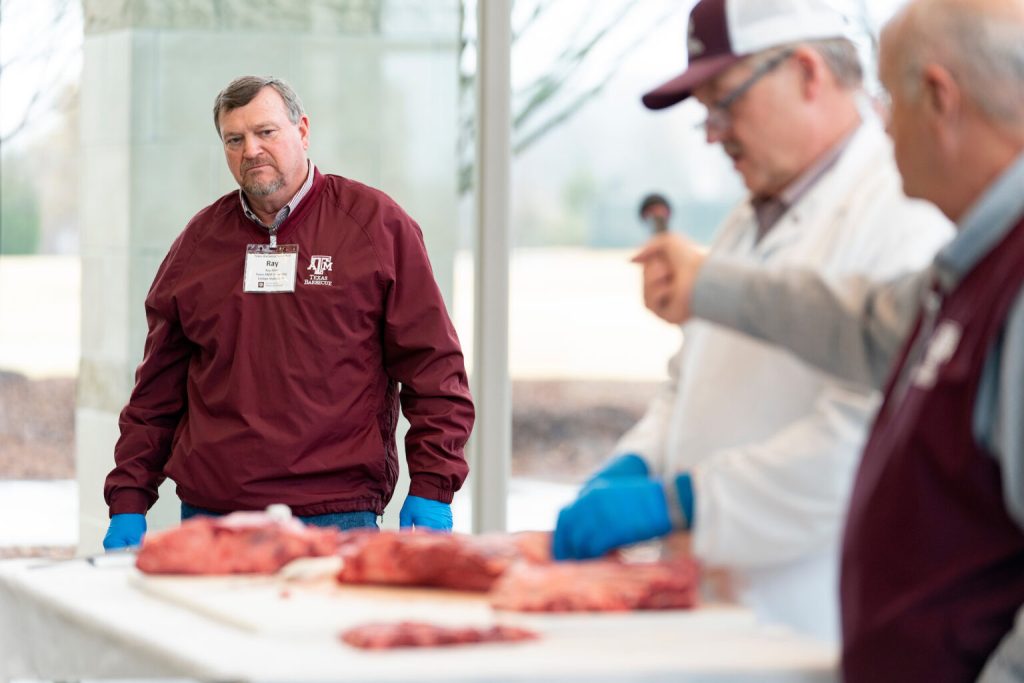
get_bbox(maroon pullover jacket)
[104,169,473,516]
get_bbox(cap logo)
[687,17,705,56]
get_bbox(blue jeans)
[180,502,379,531]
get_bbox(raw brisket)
[336,531,550,592]
[489,556,699,612]
[135,511,341,575]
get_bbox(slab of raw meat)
[135,511,342,575]
[489,556,699,612]
[336,531,550,592]
[340,621,538,649]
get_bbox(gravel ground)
[0,372,659,556]
[511,379,658,481]
[0,370,75,479]
[0,546,76,560]
[0,370,658,483]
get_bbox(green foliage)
[514,167,598,247]
[0,156,41,255]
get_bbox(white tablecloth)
[0,558,838,682]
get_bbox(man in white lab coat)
[552,0,953,641]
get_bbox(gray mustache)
[242,158,277,173]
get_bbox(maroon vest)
[841,214,1024,682]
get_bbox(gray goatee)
[243,174,285,197]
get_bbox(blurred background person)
[638,192,672,234]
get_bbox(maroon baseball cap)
[642,0,741,110]
[642,0,860,110]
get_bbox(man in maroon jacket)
[102,76,474,548]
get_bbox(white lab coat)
[614,118,954,641]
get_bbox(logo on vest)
[304,255,334,287]
[912,319,962,388]
[687,19,705,57]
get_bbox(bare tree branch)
[0,0,72,70]
[458,0,684,195]
[511,0,546,43]
[0,0,81,145]
[512,0,639,132]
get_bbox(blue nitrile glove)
[580,453,649,495]
[553,477,679,561]
[103,513,147,551]
[399,495,453,531]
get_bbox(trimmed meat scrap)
[340,621,538,649]
[135,511,341,575]
[489,557,699,612]
[336,531,550,592]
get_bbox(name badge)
[243,244,298,293]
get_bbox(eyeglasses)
[698,49,795,136]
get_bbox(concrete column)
[471,0,511,533]
[77,0,460,551]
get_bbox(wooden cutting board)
[130,571,755,639]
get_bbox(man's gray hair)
[810,38,864,90]
[896,2,1024,127]
[753,38,864,90]
[212,76,305,136]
